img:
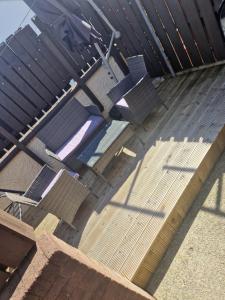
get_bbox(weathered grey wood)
[0,89,32,125]
[13,28,63,93]
[0,73,38,117]
[0,106,25,133]
[151,0,192,69]
[117,0,165,75]
[0,57,48,109]
[179,0,215,64]
[211,0,222,11]
[97,0,138,55]
[165,0,202,67]
[26,26,70,82]
[1,43,54,106]
[17,26,66,90]
[33,15,93,70]
[76,0,109,42]
[195,0,225,60]
[141,0,181,72]
[6,34,60,98]
[130,0,170,73]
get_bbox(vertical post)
[94,43,118,83]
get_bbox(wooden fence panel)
[1,44,53,107]
[165,0,203,66]
[17,26,66,89]
[0,25,73,158]
[1,0,225,160]
[0,73,39,118]
[179,0,215,64]
[79,0,225,74]
[0,58,47,110]
[0,106,25,134]
[117,0,167,75]
[9,32,60,97]
[0,89,31,126]
[150,0,192,69]
[141,0,181,71]
[195,0,225,60]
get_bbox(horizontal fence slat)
[95,0,137,57]
[6,34,59,99]
[129,0,169,74]
[0,136,8,152]
[195,0,225,61]
[25,26,70,82]
[179,0,215,64]
[0,73,39,117]
[0,106,25,133]
[211,0,221,12]
[37,35,71,82]
[0,57,48,110]
[20,26,67,88]
[0,89,32,125]
[14,27,64,92]
[32,16,87,72]
[1,44,54,106]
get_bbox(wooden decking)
[40,66,225,288]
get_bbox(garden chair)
[1,165,90,227]
[108,55,167,125]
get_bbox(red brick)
[1,234,154,300]
[0,210,35,268]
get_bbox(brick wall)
[0,234,155,300]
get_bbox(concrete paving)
[147,151,225,300]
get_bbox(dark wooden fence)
[75,0,225,76]
[0,25,73,158]
[0,21,112,161]
[27,0,225,77]
[0,0,225,164]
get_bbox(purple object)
[116,98,129,108]
[56,115,104,160]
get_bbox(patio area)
[0,1,225,298]
[32,65,225,289]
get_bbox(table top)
[78,120,130,167]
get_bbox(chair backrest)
[24,165,56,201]
[107,75,133,104]
[38,170,90,225]
[127,55,148,83]
[37,98,90,152]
